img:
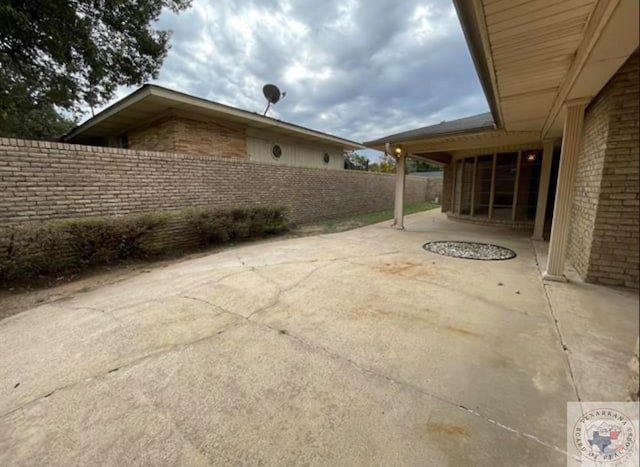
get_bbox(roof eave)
[452,0,502,129]
[146,86,364,149]
[61,85,154,142]
[363,124,496,149]
[62,84,364,150]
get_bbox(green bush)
[63,213,168,265]
[0,206,288,284]
[0,222,72,280]
[0,213,168,283]
[186,206,289,246]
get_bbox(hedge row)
[0,206,288,284]
[185,205,288,244]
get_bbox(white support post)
[393,154,406,229]
[544,101,586,282]
[532,140,556,241]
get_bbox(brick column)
[544,101,586,281]
[393,154,406,229]
[532,140,556,241]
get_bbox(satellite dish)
[263,84,281,104]
[262,84,286,115]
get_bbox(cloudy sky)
[100,0,489,157]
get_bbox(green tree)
[0,80,77,139]
[344,150,370,171]
[0,0,191,139]
[413,160,442,173]
[369,153,396,173]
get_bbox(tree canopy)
[344,150,369,171]
[369,153,396,173]
[0,0,191,139]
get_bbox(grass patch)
[297,201,440,235]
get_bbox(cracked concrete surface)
[1,210,637,466]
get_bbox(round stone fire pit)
[422,241,517,261]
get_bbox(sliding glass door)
[451,150,541,223]
[473,155,492,218]
[492,152,518,220]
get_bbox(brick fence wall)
[0,139,442,230]
[568,51,639,288]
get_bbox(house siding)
[568,50,639,288]
[247,134,344,170]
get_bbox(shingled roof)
[364,112,495,146]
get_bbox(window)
[452,150,541,222]
[459,159,474,215]
[473,155,493,218]
[323,152,330,164]
[271,144,282,160]
[492,152,518,220]
[115,134,128,149]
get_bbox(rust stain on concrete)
[426,421,469,437]
[375,260,436,279]
[375,261,419,275]
[446,325,478,337]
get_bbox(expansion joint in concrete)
[184,290,573,458]
[532,240,582,402]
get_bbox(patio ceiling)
[462,0,639,137]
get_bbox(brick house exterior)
[567,52,639,288]
[128,115,247,159]
[64,85,359,170]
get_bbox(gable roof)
[62,84,363,150]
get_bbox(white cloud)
[90,0,489,155]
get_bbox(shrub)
[186,206,288,246]
[0,222,72,281]
[0,207,288,285]
[62,213,168,265]
[0,212,168,283]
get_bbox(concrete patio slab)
[0,210,637,466]
[534,241,639,402]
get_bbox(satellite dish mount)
[262,84,286,116]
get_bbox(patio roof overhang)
[364,112,543,164]
[62,84,364,151]
[364,0,639,164]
